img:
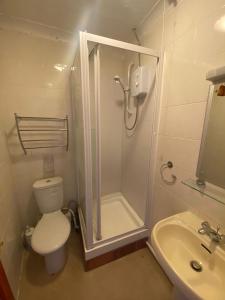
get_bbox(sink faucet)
[198,221,225,243]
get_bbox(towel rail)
[14,113,69,154]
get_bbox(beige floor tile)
[18,232,172,300]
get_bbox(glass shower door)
[88,44,102,241]
[71,51,88,241]
[79,31,159,248]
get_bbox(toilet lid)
[31,211,71,255]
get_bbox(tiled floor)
[18,231,173,300]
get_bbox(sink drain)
[190,260,203,272]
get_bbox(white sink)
[151,212,225,300]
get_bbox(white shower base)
[98,193,144,240]
[79,192,148,261]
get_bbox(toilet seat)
[31,210,71,255]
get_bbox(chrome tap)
[198,221,225,243]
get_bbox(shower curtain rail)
[14,113,69,154]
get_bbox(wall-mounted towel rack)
[15,113,69,155]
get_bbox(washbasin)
[151,212,225,300]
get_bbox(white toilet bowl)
[31,176,71,274]
[31,210,71,274]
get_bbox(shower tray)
[95,193,144,241]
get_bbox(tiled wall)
[138,0,225,232]
[0,20,76,226]
[121,54,158,221]
[0,131,23,297]
[97,46,157,221]
[0,17,76,296]
[99,46,124,196]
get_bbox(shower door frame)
[79,31,160,249]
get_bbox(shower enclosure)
[72,32,160,260]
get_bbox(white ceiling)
[0,0,157,41]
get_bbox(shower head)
[113,75,126,92]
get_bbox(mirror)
[197,81,225,189]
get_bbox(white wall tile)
[0,26,76,228]
[0,131,23,297]
[163,102,206,139]
[138,0,225,234]
[121,2,164,220]
[157,136,200,174]
[0,22,76,297]
[99,46,124,196]
[165,32,210,106]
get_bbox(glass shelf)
[182,178,225,206]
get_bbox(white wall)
[0,19,76,227]
[137,0,225,234]
[0,17,76,296]
[0,130,23,297]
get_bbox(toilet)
[31,176,71,274]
